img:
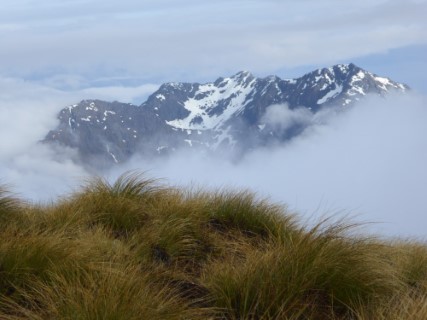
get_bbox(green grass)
[0,173,426,319]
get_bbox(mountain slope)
[44,63,408,167]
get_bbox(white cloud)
[262,104,313,133]
[0,76,159,201]
[0,144,87,202]
[79,84,160,104]
[0,77,157,151]
[0,0,426,81]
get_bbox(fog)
[1,77,426,238]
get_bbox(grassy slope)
[0,173,426,319]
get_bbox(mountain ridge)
[44,63,408,168]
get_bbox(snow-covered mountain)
[44,63,408,168]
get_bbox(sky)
[1,0,427,238]
[1,0,427,92]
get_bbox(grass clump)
[0,186,22,227]
[5,265,197,320]
[0,227,79,308]
[0,173,426,319]
[206,191,297,241]
[55,173,161,236]
[202,223,402,319]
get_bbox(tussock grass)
[206,191,298,242]
[0,187,22,227]
[202,223,402,319]
[355,286,427,319]
[0,173,426,319]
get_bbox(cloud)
[0,77,82,201]
[0,77,157,150]
[262,104,313,134]
[112,92,427,239]
[0,0,426,82]
[79,84,160,105]
[0,76,158,201]
[0,144,87,202]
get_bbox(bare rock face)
[44,63,408,167]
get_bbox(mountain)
[44,63,408,168]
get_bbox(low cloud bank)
[0,77,157,201]
[113,93,427,238]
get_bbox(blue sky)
[1,0,427,238]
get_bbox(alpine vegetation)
[0,173,426,319]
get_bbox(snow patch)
[86,102,98,112]
[317,85,343,104]
[67,104,78,113]
[166,75,256,130]
[374,76,391,86]
[156,146,167,153]
[103,110,116,117]
[106,145,118,163]
[285,79,297,85]
[156,94,166,101]
[320,83,329,90]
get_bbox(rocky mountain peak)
[44,64,408,168]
